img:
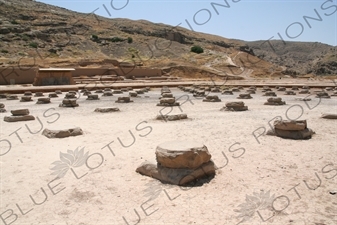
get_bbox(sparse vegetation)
[91,34,98,40]
[10,20,19,24]
[127,37,133,44]
[110,37,124,42]
[1,50,8,53]
[191,45,204,54]
[29,42,38,48]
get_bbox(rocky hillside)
[0,0,335,79]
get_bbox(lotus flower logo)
[50,147,89,178]
[234,190,275,224]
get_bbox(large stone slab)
[155,141,211,169]
[42,127,83,138]
[321,114,337,119]
[11,109,29,116]
[267,128,315,140]
[274,120,307,131]
[156,114,187,121]
[4,115,35,122]
[136,160,216,186]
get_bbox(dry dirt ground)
[0,87,336,225]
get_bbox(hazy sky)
[37,0,337,46]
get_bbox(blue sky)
[37,0,337,46]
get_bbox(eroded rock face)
[155,141,211,169]
[42,127,83,138]
[94,107,120,113]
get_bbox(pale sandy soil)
[0,87,336,225]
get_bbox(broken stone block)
[299,90,310,94]
[36,98,51,104]
[23,91,32,96]
[156,114,187,121]
[102,91,113,96]
[11,109,29,116]
[129,91,138,97]
[222,90,233,95]
[285,91,296,95]
[160,98,176,104]
[291,86,299,90]
[59,99,79,107]
[274,120,307,131]
[42,127,83,138]
[20,96,33,102]
[263,91,277,96]
[267,128,315,140]
[34,92,44,97]
[113,89,123,94]
[161,93,173,98]
[115,96,133,103]
[86,94,99,100]
[221,101,248,111]
[6,95,18,100]
[193,90,205,97]
[94,107,120,113]
[4,115,35,122]
[203,95,221,102]
[237,93,252,99]
[156,141,212,169]
[315,92,330,98]
[48,93,58,98]
[135,89,144,94]
[264,97,286,105]
[55,90,62,94]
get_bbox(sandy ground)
[0,87,336,225]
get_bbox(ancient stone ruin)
[4,109,35,122]
[6,95,18,100]
[0,103,6,113]
[115,96,133,103]
[94,107,120,113]
[48,93,58,98]
[86,94,99,100]
[36,97,51,104]
[34,92,44,97]
[263,91,277,97]
[264,97,286,105]
[20,96,33,102]
[266,120,315,140]
[221,101,248,111]
[315,92,330,98]
[156,114,188,121]
[136,140,216,186]
[157,97,180,107]
[59,99,79,107]
[42,127,83,138]
[237,93,252,99]
[203,95,221,102]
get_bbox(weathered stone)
[277,87,286,91]
[4,115,35,122]
[291,86,299,90]
[80,89,88,93]
[321,114,337,119]
[0,108,6,113]
[59,99,78,107]
[262,88,272,92]
[49,93,58,98]
[231,88,240,92]
[20,96,33,102]
[161,93,173,98]
[221,101,248,111]
[0,103,4,108]
[42,127,83,138]
[115,96,133,103]
[156,141,212,169]
[315,92,330,98]
[0,94,7,98]
[6,95,18,100]
[193,90,206,97]
[295,97,311,101]
[302,86,310,89]
[23,91,32,96]
[211,87,221,92]
[136,160,216,186]
[113,89,123,94]
[55,90,62,94]
[203,95,221,102]
[129,91,138,97]
[36,97,51,104]
[299,90,310,94]
[160,98,176,104]
[95,90,103,93]
[65,93,76,99]
[274,120,307,131]
[135,89,144,94]
[34,92,44,97]
[94,107,120,113]
[83,91,91,96]
[11,109,29,116]
[267,128,315,140]
[86,94,99,100]
[102,91,113,96]
[156,114,187,121]
[285,91,296,95]
[237,94,252,99]
[263,91,277,96]
[325,87,333,91]
[222,90,233,95]
[246,90,255,94]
